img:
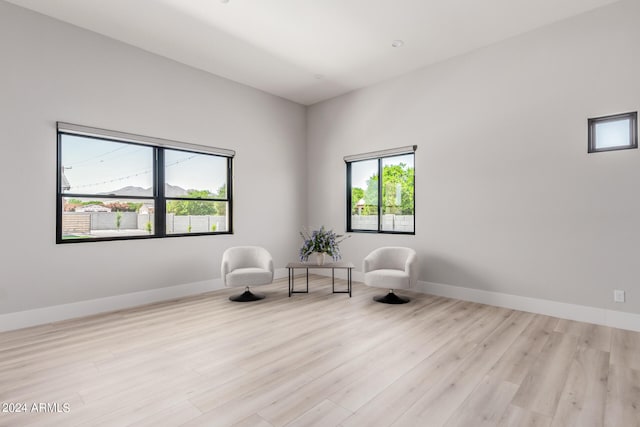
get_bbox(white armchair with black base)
[363,247,417,304]
[221,246,274,302]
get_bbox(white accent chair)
[221,246,274,302]
[363,247,417,304]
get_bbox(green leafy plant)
[211,224,217,232]
[145,221,152,234]
[299,226,350,261]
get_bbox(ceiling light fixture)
[391,40,405,48]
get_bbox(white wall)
[307,0,640,315]
[2,0,639,329]
[0,2,307,316]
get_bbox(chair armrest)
[363,253,376,273]
[405,251,418,288]
[256,250,274,282]
[221,259,230,286]
[257,251,274,273]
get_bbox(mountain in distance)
[98,184,189,197]
[165,184,190,197]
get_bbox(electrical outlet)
[614,289,625,303]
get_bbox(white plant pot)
[313,252,326,265]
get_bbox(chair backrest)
[365,246,416,271]
[222,246,273,272]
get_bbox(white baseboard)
[329,270,639,331]
[0,279,223,332]
[0,268,290,332]
[2,269,638,333]
[416,280,640,332]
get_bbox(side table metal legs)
[288,267,309,297]
[331,268,352,296]
[287,266,353,297]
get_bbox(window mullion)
[346,162,352,231]
[227,157,233,234]
[377,158,382,233]
[155,148,166,237]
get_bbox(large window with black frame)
[345,146,416,234]
[57,123,234,243]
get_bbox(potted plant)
[299,226,350,264]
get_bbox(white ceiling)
[6,0,621,105]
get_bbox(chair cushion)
[225,267,273,288]
[364,247,416,271]
[364,269,411,290]
[224,247,272,271]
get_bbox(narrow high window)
[588,112,637,153]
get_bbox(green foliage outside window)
[166,190,218,216]
[382,163,414,215]
[352,162,414,215]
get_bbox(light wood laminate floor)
[0,276,638,426]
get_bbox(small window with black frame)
[588,112,637,153]
[345,146,416,234]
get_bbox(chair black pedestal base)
[373,291,410,304]
[229,290,265,302]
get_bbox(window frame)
[56,123,234,244]
[345,147,416,235]
[588,111,638,153]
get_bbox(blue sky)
[61,135,226,194]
